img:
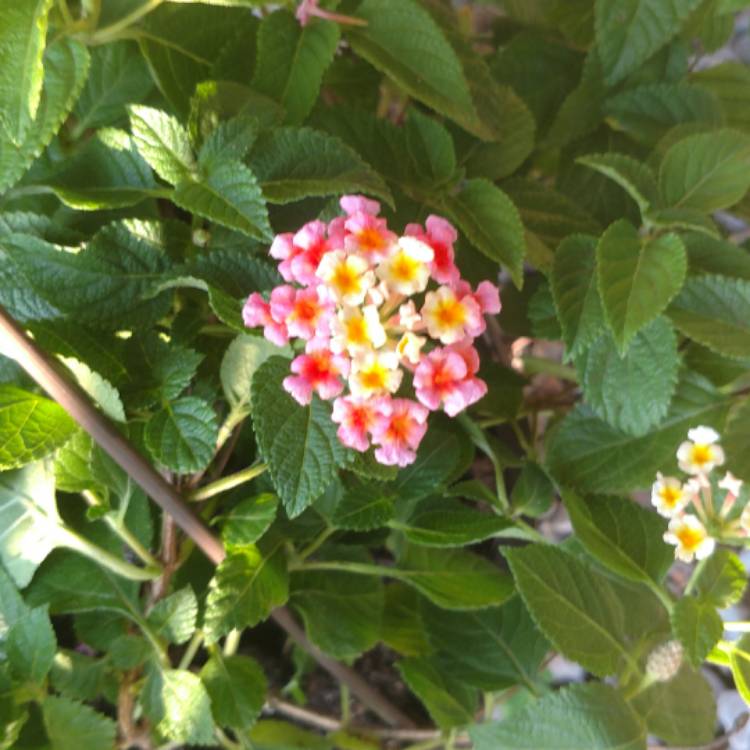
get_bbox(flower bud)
[192,228,210,248]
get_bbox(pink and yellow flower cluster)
[243,195,500,467]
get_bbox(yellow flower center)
[390,251,420,282]
[360,363,388,391]
[331,261,360,297]
[690,444,713,467]
[659,486,683,508]
[345,316,368,345]
[676,525,705,551]
[435,297,466,329]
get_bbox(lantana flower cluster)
[243,195,500,467]
[651,426,749,562]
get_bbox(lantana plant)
[242,195,499,466]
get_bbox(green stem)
[297,526,335,562]
[81,491,162,570]
[178,631,204,670]
[340,684,351,725]
[188,462,267,502]
[622,672,656,701]
[512,519,547,544]
[57,0,74,26]
[56,526,161,581]
[684,556,709,596]
[521,356,578,382]
[215,407,248,453]
[223,629,242,657]
[86,0,164,43]
[510,419,534,457]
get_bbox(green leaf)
[510,461,555,517]
[396,545,514,611]
[0,38,89,193]
[381,583,430,657]
[0,386,75,470]
[551,234,606,359]
[0,461,61,588]
[173,158,272,240]
[2,224,172,329]
[7,606,56,684]
[659,129,750,211]
[0,0,54,143]
[42,696,116,750]
[579,317,680,436]
[346,0,478,136]
[471,683,646,750]
[563,492,672,585]
[73,41,153,134]
[222,494,279,548]
[248,127,392,206]
[683,231,750,281]
[596,219,686,353]
[0,564,28,643]
[405,108,456,184]
[291,553,384,659]
[442,178,525,287]
[392,497,511,547]
[142,668,215,745]
[147,587,198,645]
[423,597,548,692]
[730,634,750,705]
[577,153,659,215]
[321,475,395,531]
[201,653,267,730]
[668,275,750,359]
[631,665,716,746]
[604,83,721,145]
[506,544,643,677]
[251,357,350,518]
[145,397,218,474]
[692,62,750,133]
[726,398,750,482]
[49,650,107,703]
[61,358,126,423]
[199,116,259,166]
[398,657,476,730]
[129,105,195,185]
[204,543,289,642]
[671,596,722,666]
[252,11,339,125]
[595,0,701,85]
[546,372,728,494]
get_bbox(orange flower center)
[293,298,319,323]
[332,262,360,296]
[391,252,420,282]
[676,526,705,551]
[659,486,682,508]
[360,364,388,391]
[691,444,713,466]
[387,413,411,442]
[435,298,465,328]
[357,227,385,253]
[345,317,368,345]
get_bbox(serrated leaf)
[726,398,750,481]
[398,657,476,730]
[201,653,267,730]
[396,545,513,610]
[222,494,278,548]
[142,668,215,745]
[546,372,728,493]
[248,127,391,206]
[659,129,750,212]
[0,386,75,470]
[61,358,126,423]
[129,104,195,184]
[147,587,197,645]
[322,475,395,531]
[579,317,680,436]
[596,219,686,353]
[577,153,659,215]
[144,397,218,474]
[0,38,89,193]
[672,596,722,666]
[551,234,605,359]
[683,231,750,281]
[405,108,456,184]
[2,224,172,329]
[391,497,511,547]
[423,597,548,692]
[199,116,259,166]
[631,665,715,746]
[73,40,153,134]
[346,0,478,136]
[291,552,383,659]
[604,83,721,145]
[49,650,107,703]
[0,0,54,143]
[252,10,339,125]
[692,61,750,133]
[42,696,116,750]
[506,545,637,677]
[730,633,750,706]
[204,543,289,642]
[668,275,750,359]
[563,492,672,585]
[470,683,646,750]
[173,158,272,240]
[251,356,350,518]
[694,550,748,610]
[442,178,525,287]
[595,0,702,85]
[7,605,56,684]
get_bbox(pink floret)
[331,396,379,451]
[371,398,429,467]
[283,346,347,405]
[340,194,381,216]
[242,292,289,347]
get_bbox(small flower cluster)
[652,426,748,562]
[243,195,500,467]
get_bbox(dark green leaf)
[7,606,56,684]
[577,153,658,215]
[201,653,267,730]
[221,494,279,548]
[42,696,116,750]
[671,596,722,666]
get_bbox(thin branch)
[0,305,413,730]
